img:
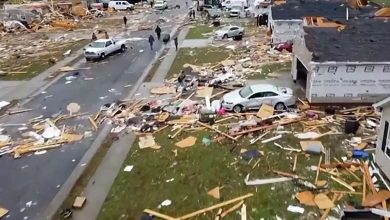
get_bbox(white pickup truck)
[84,38,127,61]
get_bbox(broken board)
[256,104,274,119]
[150,86,176,95]
[314,193,335,209]
[73,196,86,209]
[175,136,197,148]
[196,87,213,98]
[0,207,9,218]
[139,135,161,149]
[296,191,316,206]
[207,187,221,199]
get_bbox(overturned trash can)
[199,108,216,124]
[162,33,170,44]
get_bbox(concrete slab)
[181,39,211,48]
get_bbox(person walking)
[150,0,154,8]
[123,16,128,26]
[91,32,97,41]
[192,9,196,19]
[148,35,155,50]
[174,36,178,51]
[155,25,162,40]
[185,1,188,7]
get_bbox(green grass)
[246,62,292,80]
[186,25,215,39]
[98,121,359,220]
[166,48,230,79]
[371,0,390,6]
[54,136,115,219]
[0,39,89,81]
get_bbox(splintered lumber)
[363,174,367,202]
[362,190,390,207]
[231,124,277,136]
[315,156,323,185]
[331,176,355,192]
[273,170,303,179]
[320,193,338,220]
[221,201,244,218]
[214,208,222,220]
[8,108,33,115]
[241,203,247,220]
[177,193,254,220]
[89,117,98,131]
[293,154,298,172]
[197,122,236,141]
[143,209,177,220]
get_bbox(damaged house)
[292,18,390,104]
[267,0,377,44]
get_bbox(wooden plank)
[197,122,237,141]
[231,124,277,136]
[88,117,98,131]
[241,203,247,220]
[143,209,177,220]
[292,154,298,172]
[73,196,86,209]
[331,176,355,192]
[363,173,367,202]
[178,193,254,220]
[315,155,323,185]
[320,193,338,220]
[221,201,244,218]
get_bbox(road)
[0,4,187,220]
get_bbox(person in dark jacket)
[174,36,178,51]
[155,25,162,40]
[148,35,155,50]
[91,32,97,41]
[123,16,128,26]
[192,9,196,19]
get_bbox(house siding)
[269,19,302,44]
[376,107,390,180]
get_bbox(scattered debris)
[73,196,86,209]
[123,165,134,172]
[175,136,197,148]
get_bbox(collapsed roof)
[303,18,390,62]
[271,0,378,20]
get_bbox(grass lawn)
[98,120,360,219]
[186,25,215,39]
[0,39,89,81]
[246,62,292,80]
[371,0,390,6]
[166,48,231,79]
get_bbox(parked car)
[221,84,296,112]
[84,38,127,61]
[108,1,134,10]
[221,0,247,9]
[154,0,168,10]
[214,25,244,39]
[203,5,222,18]
[229,6,242,17]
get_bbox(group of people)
[148,25,178,51]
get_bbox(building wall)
[307,63,390,103]
[376,107,390,180]
[269,19,302,44]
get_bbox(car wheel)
[100,53,106,60]
[238,32,243,36]
[233,105,243,113]
[120,45,126,53]
[85,57,91,62]
[223,34,228,39]
[274,102,286,111]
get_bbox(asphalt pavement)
[0,10,184,218]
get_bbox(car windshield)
[239,86,253,98]
[220,26,231,31]
[90,42,106,48]
[155,1,164,4]
[231,6,241,10]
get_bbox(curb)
[41,123,113,220]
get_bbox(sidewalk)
[151,26,190,82]
[72,25,186,220]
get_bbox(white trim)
[373,96,390,109]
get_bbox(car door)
[246,92,265,109]
[228,27,238,37]
[105,40,114,54]
[262,91,279,106]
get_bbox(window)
[364,66,374,72]
[384,66,390,72]
[313,66,319,73]
[344,93,353,97]
[249,93,264,99]
[263,92,278,97]
[382,121,389,152]
[311,94,317,97]
[346,66,356,73]
[326,93,335,97]
[230,27,238,31]
[105,41,112,47]
[328,66,337,74]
